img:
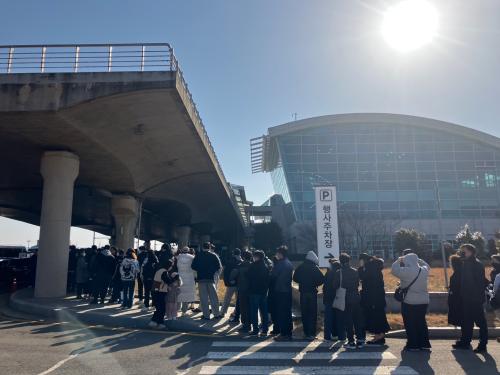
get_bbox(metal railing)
[0,43,175,73]
[0,43,243,223]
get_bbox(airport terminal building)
[251,113,500,256]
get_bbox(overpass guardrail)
[0,43,246,226]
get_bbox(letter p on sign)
[320,189,332,201]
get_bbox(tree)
[251,222,283,255]
[455,224,486,259]
[393,228,430,261]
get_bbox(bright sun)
[382,0,439,52]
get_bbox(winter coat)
[460,256,488,305]
[271,257,294,294]
[141,252,159,281]
[293,259,325,294]
[223,255,242,287]
[448,268,462,326]
[323,262,340,306]
[153,268,170,293]
[75,256,89,284]
[333,263,361,305]
[120,258,139,281]
[248,259,270,295]
[176,253,196,302]
[91,251,116,281]
[237,260,252,293]
[191,250,222,282]
[359,257,386,310]
[391,253,430,305]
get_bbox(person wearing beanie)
[453,244,489,353]
[292,250,325,340]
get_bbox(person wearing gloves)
[293,250,325,340]
[120,249,140,309]
[391,251,431,351]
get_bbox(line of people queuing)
[67,241,499,352]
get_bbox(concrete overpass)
[0,43,248,297]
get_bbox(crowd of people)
[62,241,500,353]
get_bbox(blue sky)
[1,0,500,246]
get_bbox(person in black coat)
[453,244,489,353]
[491,254,500,284]
[247,250,271,336]
[333,253,366,348]
[323,258,340,341]
[447,254,462,327]
[358,253,390,345]
[109,249,124,304]
[90,248,116,304]
[237,250,253,332]
[293,251,325,339]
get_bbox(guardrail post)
[74,46,80,73]
[40,46,47,73]
[107,45,113,72]
[7,47,14,73]
[169,46,175,71]
[140,45,145,72]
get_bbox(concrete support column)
[176,225,191,247]
[111,195,139,251]
[35,151,79,298]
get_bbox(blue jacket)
[271,258,294,293]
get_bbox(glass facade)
[270,122,500,253]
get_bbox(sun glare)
[382,0,439,52]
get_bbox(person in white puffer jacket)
[391,251,431,351]
[177,247,196,314]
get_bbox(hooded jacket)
[358,257,386,309]
[391,253,430,305]
[271,257,294,293]
[333,262,361,305]
[248,258,270,295]
[292,251,325,294]
[460,255,488,305]
[223,255,242,287]
[323,261,340,306]
[120,257,139,281]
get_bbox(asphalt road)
[0,313,499,375]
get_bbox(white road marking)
[199,365,418,374]
[206,351,397,360]
[36,354,78,375]
[211,341,331,348]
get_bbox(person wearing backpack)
[141,249,159,310]
[391,251,430,351]
[120,249,139,309]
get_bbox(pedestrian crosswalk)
[197,340,419,375]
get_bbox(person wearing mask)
[191,242,222,320]
[120,249,140,309]
[391,250,431,351]
[141,248,159,310]
[150,258,176,329]
[237,250,253,333]
[109,249,124,304]
[221,249,243,317]
[333,253,366,349]
[247,250,270,337]
[89,247,116,304]
[453,244,488,353]
[75,249,89,299]
[358,253,390,346]
[323,258,340,341]
[293,250,325,340]
[270,246,294,341]
[447,254,463,327]
[176,246,196,315]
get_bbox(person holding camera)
[391,250,430,351]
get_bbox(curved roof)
[252,113,500,173]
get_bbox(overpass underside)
[0,44,245,297]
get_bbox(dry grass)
[387,312,499,330]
